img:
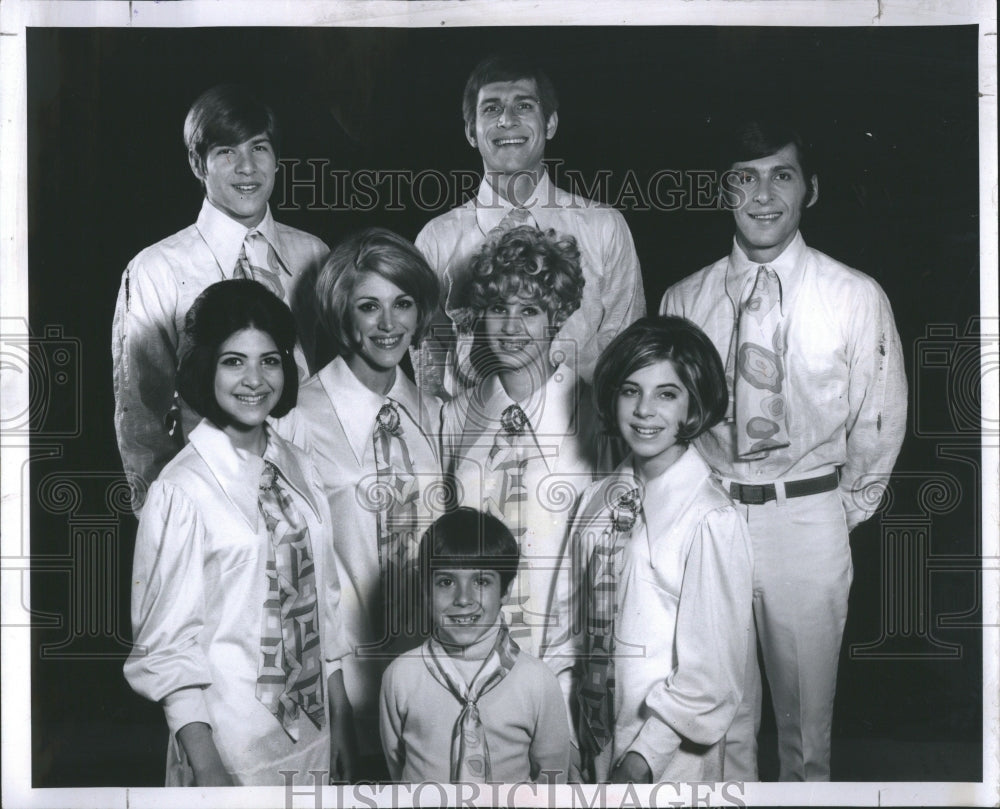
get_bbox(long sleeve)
[112,260,185,504]
[839,280,907,530]
[378,661,406,781]
[626,506,753,775]
[528,662,572,783]
[123,480,213,736]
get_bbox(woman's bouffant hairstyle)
[314,228,440,358]
[458,225,584,332]
[593,315,728,444]
[183,84,280,179]
[177,279,299,424]
[418,507,520,595]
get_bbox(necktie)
[486,404,532,642]
[255,461,326,740]
[424,623,521,782]
[233,232,286,299]
[372,399,422,636]
[578,487,642,760]
[733,265,790,458]
[489,205,536,239]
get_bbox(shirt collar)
[186,419,323,531]
[318,356,425,464]
[474,172,553,236]
[195,198,289,279]
[631,446,712,557]
[725,231,808,306]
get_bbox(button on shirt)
[112,199,328,508]
[660,233,907,529]
[413,174,645,397]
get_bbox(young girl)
[272,228,443,780]
[440,224,615,660]
[550,315,754,782]
[123,279,353,786]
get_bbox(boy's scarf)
[424,623,521,782]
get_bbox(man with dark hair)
[660,120,907,781]
[414,54,645,400]
[112,84,328,510]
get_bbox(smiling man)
[660,120,907,782]
[112,85,328,511]
[413,54,645,400]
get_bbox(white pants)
[724,488,853,781]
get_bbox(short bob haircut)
[593,315,728,445]
[177,279,299,425]
[459,225,584,332]
[717,118,815,209]
[183,84,280,177]
[462,54,559,131]
[418,507,520,595]
[315,227,440,359]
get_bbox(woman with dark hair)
[545,315,754,783]
[273,228,443,780]
[124,279,354,786]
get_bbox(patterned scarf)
[255,461,326,739]
[424,622,521,782]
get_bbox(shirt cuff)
[626,718,682,779]
[162,686,211,737]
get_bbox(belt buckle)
[739,484,768,505]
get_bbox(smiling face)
[344,271,419,388]
[213,327,284,451]
[191,132,277,228]
[615,359,691,479]
[431,568,507,648]
[467,78,558,182]
[729,142,819,264]
[481,292,554,376]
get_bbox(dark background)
[25,25,983,785]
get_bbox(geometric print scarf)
[578,486,642,763]
[233,232,286,300]
[255,461,326,740]
[424,622,521,783]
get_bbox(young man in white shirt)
[414,54,645,400]
[660,119,907,782]
[112,84,328,510]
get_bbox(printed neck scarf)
[425,622,521,782]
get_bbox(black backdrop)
[25,25,982,786]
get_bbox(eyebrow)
[479,93,539,106]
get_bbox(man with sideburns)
[660,119,907,781]
[413,54,645,400]
[113,84,327,510]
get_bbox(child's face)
[431,568,506,648]
[482,293,553,374]
[615,359,690,478]
[213,327,284,448]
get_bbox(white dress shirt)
[112,199,328,507]
[123,420,346,785]
[660,232,907,529]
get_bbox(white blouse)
[123,420,347,785]
[273,356,444,753]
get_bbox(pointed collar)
[632,446,713,563]
[318,356,425,464]
[187,419,324,531]
[725,230,808,308]
[474,172,554,236]
[195,198,290,279]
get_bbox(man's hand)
[327,670,357,784]
[609,751,652,783]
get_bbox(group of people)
[114,55,907,787]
